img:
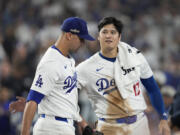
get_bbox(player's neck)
[101,47,118,58]
[55,37,69,57]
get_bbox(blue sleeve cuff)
[26,90,45,104]
[160,113,168,120]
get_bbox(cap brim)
[78,34,95,41]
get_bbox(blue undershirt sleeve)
[141,76,168,120]
[26,90,45,104]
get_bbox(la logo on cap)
[70,29,80,33]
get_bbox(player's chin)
[105,46,116,51]
[103,42,114,47]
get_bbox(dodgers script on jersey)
[30,45,80,121]
[76,42,153,119]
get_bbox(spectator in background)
[2,26,17,62]
[161,85,176,111]
[0,86,14,135]
[169,90,180,135]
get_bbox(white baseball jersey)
[76,44,153,119]
[30,45,80,121]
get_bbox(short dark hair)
[98,17,123,34]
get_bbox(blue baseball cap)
[61,17,95,41]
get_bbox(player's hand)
[9,96,26,113]
[83,126,104,135]
[159,120,171,135]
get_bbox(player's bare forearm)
[159,120,171,135]
[21,101,37,135]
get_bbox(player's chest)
[85,62,113,90]
[86,62,140,90]
[54,61,77,91]
[59,61,76,81]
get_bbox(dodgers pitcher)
[21,17,95,135]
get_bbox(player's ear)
[65,32,72,40]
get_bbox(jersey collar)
[99,52,116,62]
[51,45,70,58]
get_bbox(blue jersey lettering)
[63,72,77,93]
[35,75,43,88]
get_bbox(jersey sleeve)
[138,53,153,79]
[30,63,58,95]
[26,90,45,104]
[76,65,87,91]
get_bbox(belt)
[40,114,68,123]
[99,113,144,124]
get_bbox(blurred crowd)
[0,0,179,135]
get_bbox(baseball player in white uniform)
[20,17,95,135]
[9,17,170,135]
[76,17,170,135]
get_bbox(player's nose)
[105,33,112,38]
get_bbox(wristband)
[160,112,168,120]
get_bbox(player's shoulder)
[37,49,60,72]
[120,41,141,54]
[37,59,57,74]
[76,53,99,72]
